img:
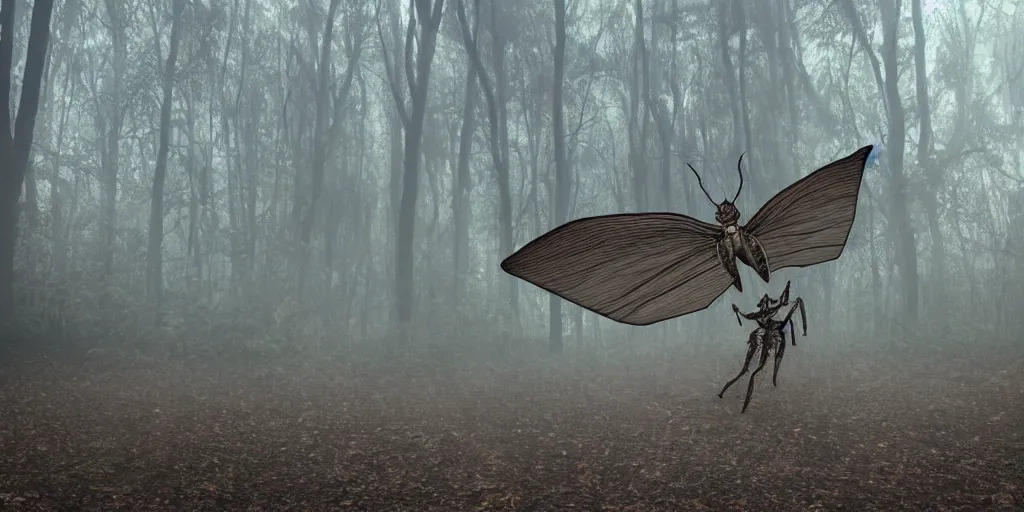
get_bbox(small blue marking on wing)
[867,143,882,167]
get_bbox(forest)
[0,0,1022,509]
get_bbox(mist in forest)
[0,0,1021,509]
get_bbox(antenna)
[732,153,745,203]
[686,163,717,206]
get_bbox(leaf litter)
[0,349,1020,511]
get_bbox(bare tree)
[842,0,919,324]
[97,0,131,279]
[549,0,568,353]
[40,2,81,273]
[911,0,941,312]
[145,0,185,310]
[298,0,364,297]
[378,0,446,334]
[644,1,682,211]
[717,0,743,158]
[452,4,478,305]
[455,0,518,324]
[0,0,55,325]
[627,0,649,212]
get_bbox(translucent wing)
[743,145,873,271]
[501,213,732,325]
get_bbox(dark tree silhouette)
[378,0,446,335]
[549,0,567,353]
[0,0,55,328]
[145,0,185,310]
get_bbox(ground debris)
[0,351,1021,511]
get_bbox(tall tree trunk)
[0,0,55,326]
[184,92,200,288]
[492,5,517,325]
[380,0,445,335]
[239,0,258,292]
[380,0,404,316]
[843,0,919,324]
[645,3,678,213]
[456,0,517,326]
[628,0,649,212]
[299,0,342,297]
[386,0,404,255]
[717,1,743,159]
[912,0,941,316]
[750,1,783,198]
[453,59,477,305]
[388,111,403,250]
[868,192,882,333]
[735,0,751,154]
[98,0,128,279]
[34,15,57,260]
[145,0,183,310]
[879,0,919,324]
[49,24,78,273]
[550,0,568,354]
[778,0,799,167]
[221,0,241,295]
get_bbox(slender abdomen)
[734,230,771,283]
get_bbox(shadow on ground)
[1,345,1022,511]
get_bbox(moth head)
[687,153,746,226]
[715,201,741,225]
[757,293,772,310]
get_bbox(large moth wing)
[501,213,733,325]
[743,145,873,271]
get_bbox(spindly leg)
[777,281,792,306]
[731,304,758,326]
[718,330,760,398]
[741,345,772,413]
[782,298,808,344]
[772,332,786,387]
[731,304,743,326]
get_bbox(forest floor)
[0,344,1022,511]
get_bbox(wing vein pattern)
[744,145,873,271]
[500,213,732,325]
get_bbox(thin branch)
[403,0,417,95]
[375,0,410,128]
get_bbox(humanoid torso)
[718,281,808,413]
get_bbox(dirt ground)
[0,346,1021,511]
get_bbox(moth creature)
[718,281,807,413]
[500,145,873,325]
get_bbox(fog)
[0,0,1022,509]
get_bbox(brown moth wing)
[743,145,873,271]
[500,213,733,325]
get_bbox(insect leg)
[742,343,772,413]
[733,304,758,324]
[772,331,786,387]
[781,298,808,343]
[718,330,760,398]
[797,298,807,335]
[778,281,791,305]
